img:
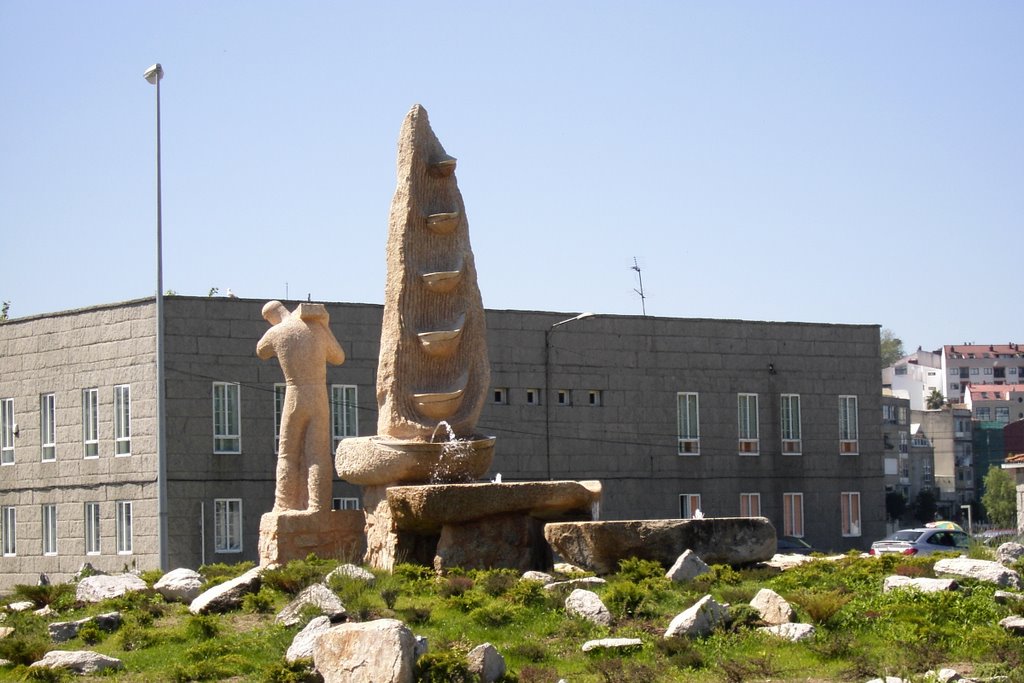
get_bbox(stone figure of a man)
[257,301,346,513]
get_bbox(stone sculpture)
[257,301,345,512]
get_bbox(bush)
[505,579,546,607]
[615,557,665,583]
[199,561,256,586]
[76,620,105,645]
[117,620,157,651]
[242,586,277,614]
[399,605,432,625]
[603,581,649,619]
[261,658,324,683]
[509,640,549,663]
[0,631,49,666]
[139,568,166,587]
[469,602,519,627]
[11,582,75,609]
[263,556,336,596]
[184,614,222,640]
[438,575,474,598]
[787,589,851,625]
[415,650,474,683]
[23,667,71,682]
[477,569,519,597]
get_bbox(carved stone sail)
[376,104,490,441]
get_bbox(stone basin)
[335,435,495,486]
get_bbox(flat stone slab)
[386,480,602,532]
[337,436,496,486]
[545,517,776,574]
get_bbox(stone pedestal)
[259,509,367,566]
[362,480,601,572]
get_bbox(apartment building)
[940,344,1024,404]
[964,384,1024,425]
[913,406,974,518]
[0,296,885,589]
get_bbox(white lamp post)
[544,312,595,480]
[144,63,168,570]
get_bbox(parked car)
[868,527,969,556]
[776,535,815,555]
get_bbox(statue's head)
[262,300,289,325]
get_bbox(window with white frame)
[899,431,908,454]
[41,504,57,556]
[525,388,540,405]
[40,393,56,462]
[212,382,241,454]
[841,492,861,537]
[82,389,99,458]
[984,367,993,375]
[839,395,859,454]
[948,367,958,376]
[783,492,804,537]
[976,406,992,421]
[116,501,132,554]
[679,493,702,519]
[556,390,570,406]
[970,367,979,375]
[84,502,100,555]
[2,506,15,556]
[331,384,358,450]
[214,499,242,553]
[676,392,699,455]
[273,384,285,453]
[114,384,131,455]
[780,394,801,454]
[587,390,602,406]
[332,497,362,511]
[739,492,761,517]
[898,406,908,424]
[492,388,508,405]
[737,393,759,454]
[1,398,14,465]
[995,407,1010,423]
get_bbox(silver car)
[869,527,970,557]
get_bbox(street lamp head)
[144,63,164,84]
[551,312,596,329]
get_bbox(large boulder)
[189,565,264,614]
[75,574,148,603]
[664,595,728,639]
[48,612,121,643]
[276,583,346,627]
[545,517,776,574]
[467,642,506,683]
[154,568,204,603]
[314,618,416,683]
[564,589,611,626]
[996,542,1024,566]
[749,588,795,625]
[666,550,711,582]
[759,622,816,642]
[30,650,124,674]
[286,615,333,663]
[883,575,958,593]
[933,558,1022,589]
[326,564,375,584]
[999,615,1024,635]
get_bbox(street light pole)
[544,312,595,481]
[144,63,168,571]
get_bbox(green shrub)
[399,605,432,625]
[469,601,519,627]
[655,636,707,670]
[725,603,763,631]
[505,579,546,607]
[438,575,474,598]
[0,631,49,666]
[76,620,105,645]
[139,568,166,587]
[11,582,75,609]
[615,556,665,583]
[509,639,549,663]
[518,665,560,683]
[23,666,72,682]
[603,581,649,619]
[260,658,323,683]
[243,586,277,614]
[415,650,473,683]
[477,569,520,597]
[184,613,222,640]
[787,589,851,625]
[199,561,256,586]
[117,619,157,651]
[263,556,336,596]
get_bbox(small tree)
[913,489,937,524]
[926,389,945,410]
[880,328,905,368]
[885,491,907,523]
[981,465,1017,529]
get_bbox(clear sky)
[1,2,1020,353]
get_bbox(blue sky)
[1,2,1021,353]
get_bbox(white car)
[868,527,970,557]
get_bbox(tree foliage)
[981,465,1017,529]
[885,491,907,522]
[926,389,945,410]
[913,489,937,524]
[880,328,905,368]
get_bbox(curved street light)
[544,312,595,480]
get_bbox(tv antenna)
[631,257,647,316]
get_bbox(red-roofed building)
[940,344,1024,404]
[964,384,1024,424]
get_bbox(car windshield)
[887,530,925,542]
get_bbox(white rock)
[666,549,712,582]
[325,564,375,584]
[664,595,728,639]
[883,575,958,593]
[933,557,1022,589]
[276,583,346,626]
[999,615,1024,634]
[30,650,124,674]
[749,587,794,625]
[996,541,1024,565]
[581,637,643,653]
[521,571,554,584]
[8,601,34,612]
[554,562,588,575]
[189,565,264,614]
[75,574,149,603]
[313,618,416,683]
[994,590,1024,604]
[759,622,816,642]
[565,589,612,626]
[286,615,332,663]
[866,678,907,683]
[154,568,204,603]
[0,627,14,639]
[923,669,963,682]
[543,576,607,592]
[467,642,506,683]
[48,612,121,643]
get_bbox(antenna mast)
[631,257,647,316]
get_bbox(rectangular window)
[114,384,131,456]
[556,390,570,406]
[525,388,540,405]
[273,384,285,453]
[82,389,99,458]
[116,501,132,554]
[492,388,508,405]
[783,493,804,537]
[2,506,15,556]
[984,367,993,375]
[739,493,761,517]
[995,407,1010,423]
[839,395,859,454]
[85,502,100,555]
[212,382,241,454]
[41,504,57,556]
[679,493,701,519]
[899,431,908,454]
[976,406,992,421]
[676,392,700,455]
[897,406,908,424]
[882,404,895,423]
[780,394,801,454]
[214,499,242,553]
[331,385,358,451]
[970,367,979,375]
[1,398,14,465]
[841,492,861,537]
[587,390,602,406]
[332,497,362,511]
[40,393,56,462]
[738,393,759,454]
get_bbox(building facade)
[940,344,1024,405]
[913,406,974,519]
[0,297,885,589]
